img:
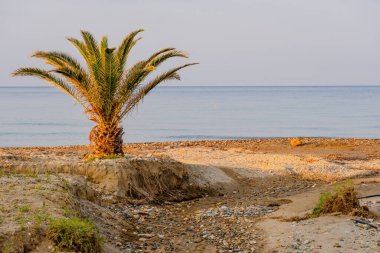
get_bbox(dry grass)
[48,217,103,253]
[312,181,369,216]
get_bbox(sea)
[0,86,379,147]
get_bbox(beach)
[2,0,379,252]
[1,138,379,252]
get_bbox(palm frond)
[12,68,85,105]
[67,36,102,90]
[33,51,82,69]
[118,63,198,120]
[33,51,90,91]
[99,36,108,55]
[102,47,119,121]
[80,30,101,63]
[146,47,176,62]
[116,48,190,105]
[149,50,188,67]
[116,29,144,71]
[66,37,89,59]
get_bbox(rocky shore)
[0,138,379,252]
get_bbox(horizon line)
[1,84,380,88]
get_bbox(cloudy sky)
[1,0,379,86]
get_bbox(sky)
[1,0,379,86]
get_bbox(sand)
[0,138,379,252]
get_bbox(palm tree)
[13,30,197,156]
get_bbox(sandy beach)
[2,0,379,252]
[1,138,379,252]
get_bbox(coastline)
[2,137,379,183]
[2,138,379,167]
[1,137,379,252]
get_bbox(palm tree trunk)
[89,123,124,156]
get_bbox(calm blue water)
[0,86,379,147]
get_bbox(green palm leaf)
[119,63,198,120]
[13,68,83,103]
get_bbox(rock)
[291,242,300,249]
[333,242,341,248]
[290,138,303,147]
[204,245,218,253]
[194,238,203,243]
[138,233,156,238]
[123,211,131,219]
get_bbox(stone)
[333,242,341,248]
[138,233,156,238]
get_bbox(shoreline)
[2,137,379,188]
[1,137,380,149]
[2,137,379,160]
[1,137,380,252]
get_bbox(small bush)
[18,205,31,213]
[48,217,103,253]
[312,181,367,216]
[313,191,333,216]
